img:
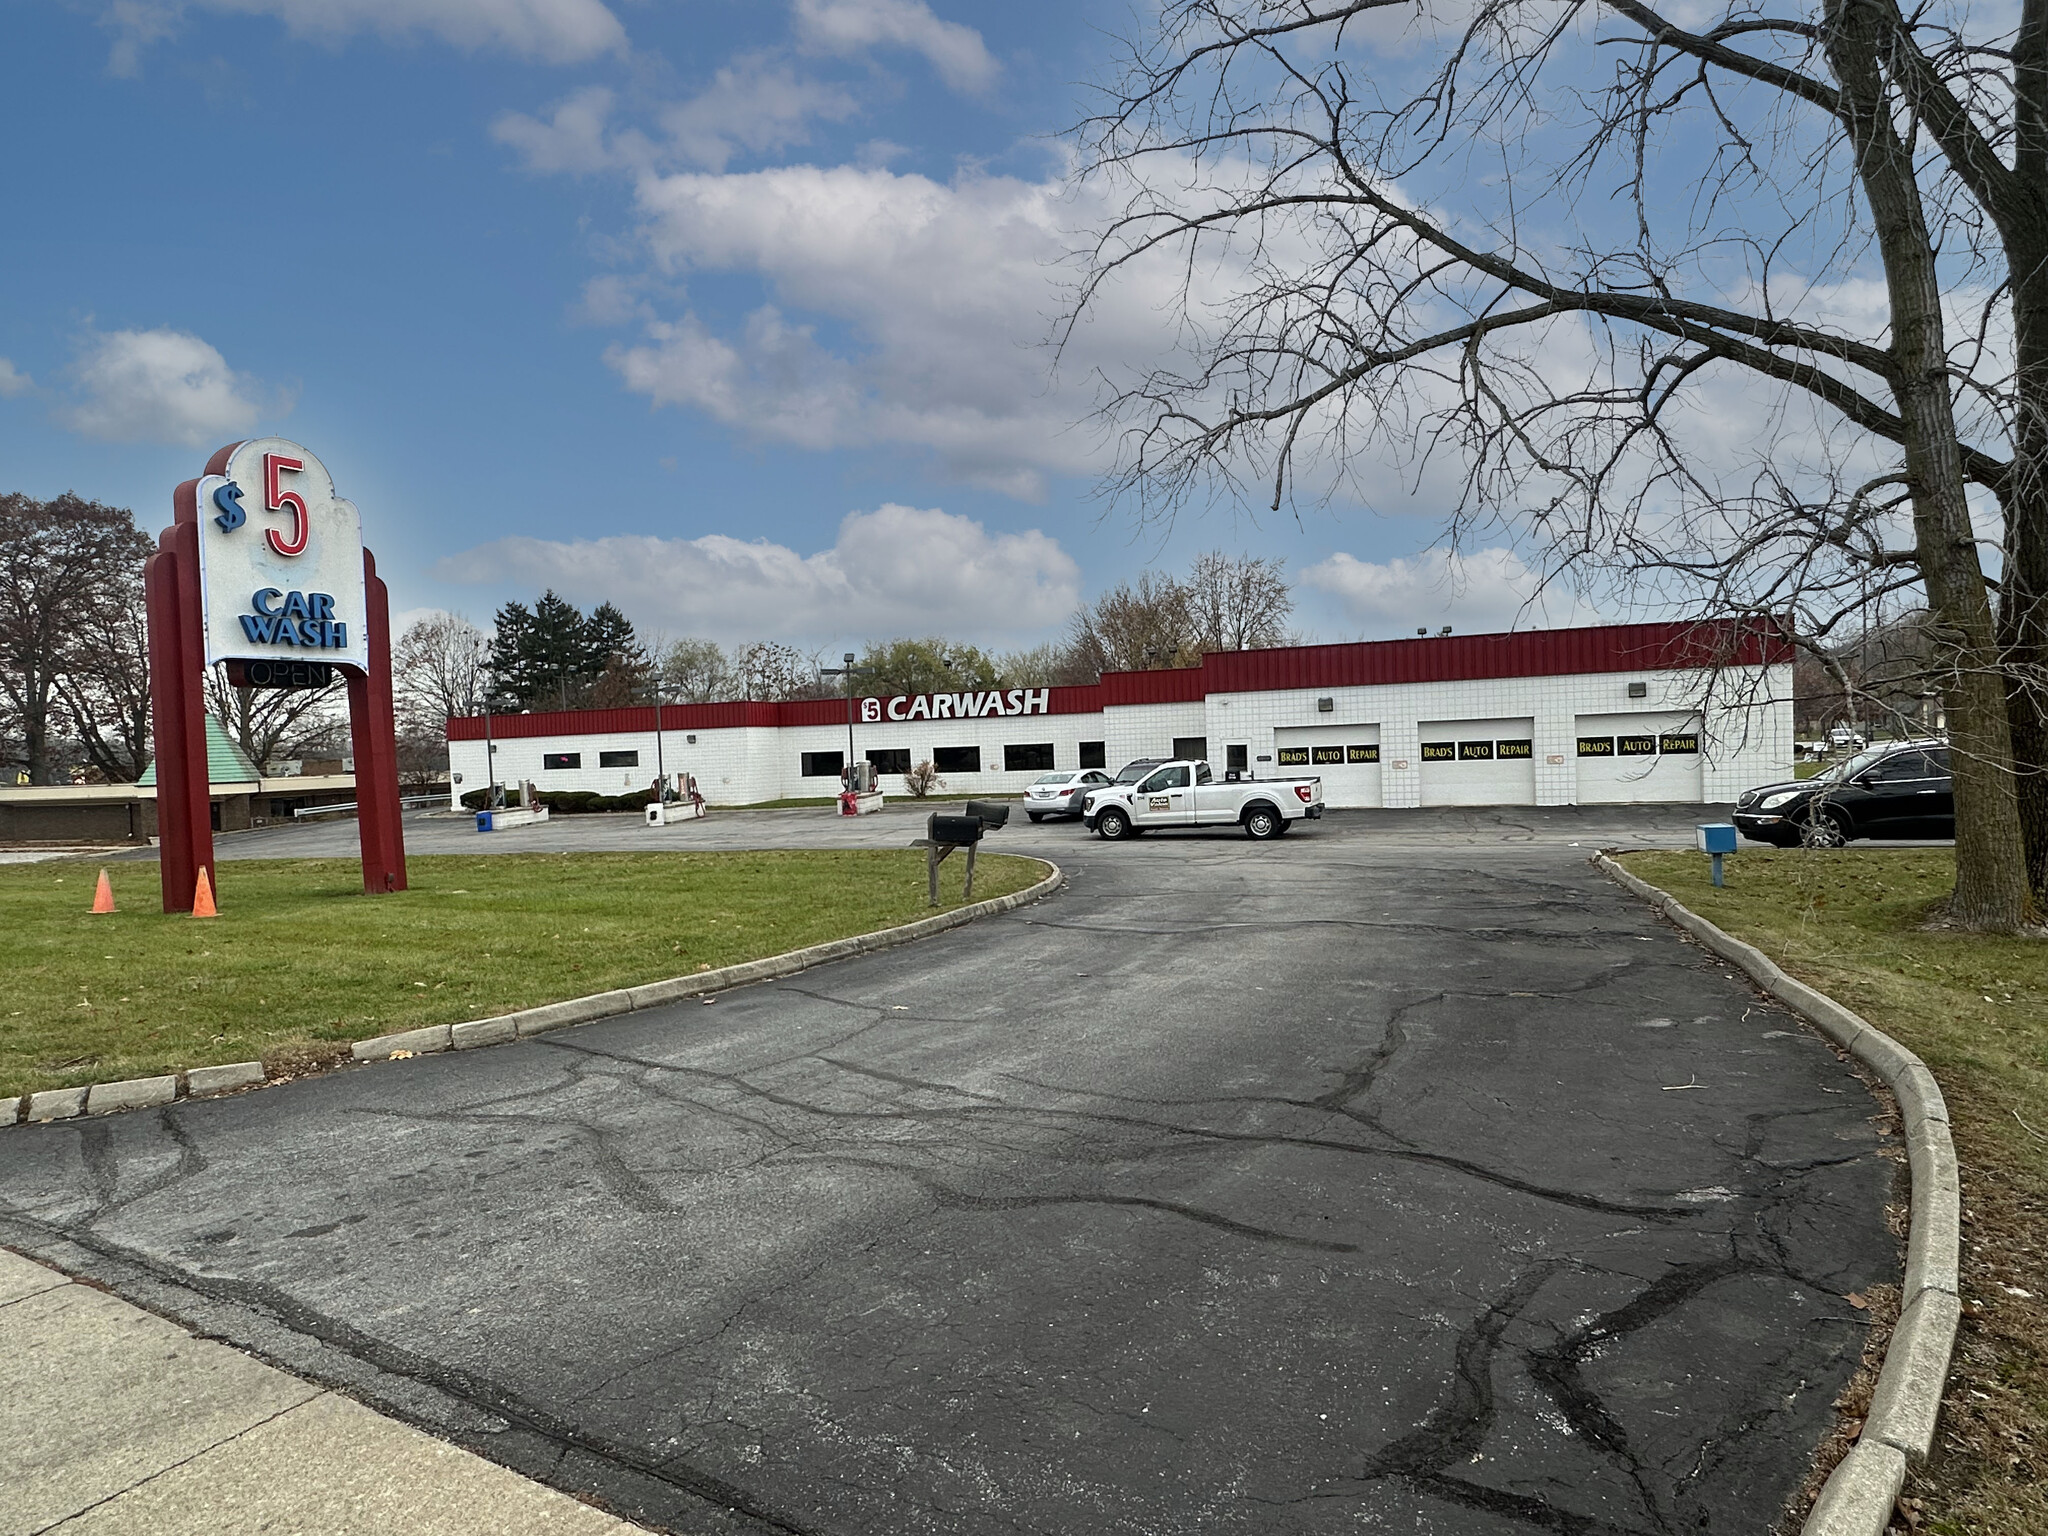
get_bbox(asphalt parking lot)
[5,807,1896,1534]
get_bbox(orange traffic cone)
[91,869,116,914]
[192,867,219,918]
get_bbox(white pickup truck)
[1081,759,1324,840]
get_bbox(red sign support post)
[145,440,407,912]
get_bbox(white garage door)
[1275,724,1382,808]
[1574,712,1705,803]
[1417,717,1537,806]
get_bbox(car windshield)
[1810,746,1899,784]
[1032,772,1072,785]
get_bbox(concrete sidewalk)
[0,1248,641,1536]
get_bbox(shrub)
[903,761,945,798]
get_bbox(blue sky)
[0,0,1572,654]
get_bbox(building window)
[1617,734,1658,756]
[933,745,981,774]
[866,748,911,775]
[1172,735,1208,762]
[801,751,845,777]
[1496,740,1533,760]
[1419,741,1455,762]
[598,749,639,768]
[1226,744,1248,771]
[1658,732,1700,754]
[1277,746,1310,766]
[543,752,581,770]
[1003,742,1055,772]
[1577,736,1615,757]
[1457,740,1495,761]
[1078,740,1107,769]
[1347,745,1380,763]
[1312,745,1345,765]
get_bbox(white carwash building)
[444,619,1793,810]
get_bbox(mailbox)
[1695,823,1738,854]
[965,800,1010,829]
[929,813,983,846]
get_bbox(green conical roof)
[139,716,263,787]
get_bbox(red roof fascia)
[1196,619,1786,693]
[1094,667,1209,706]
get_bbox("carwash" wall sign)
[195,439,368,672]
[860,689,1052,722]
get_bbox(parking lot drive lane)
[0,821,1895,1535]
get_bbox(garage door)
[1274,724,1381,808]
[1574,712,1704,804]
[1417,717,1536,806]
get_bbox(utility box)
[1695,823,1738,854]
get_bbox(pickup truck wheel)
[1096,807,1132,840]
[1243,805,1282,840]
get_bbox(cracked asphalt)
[2,808,1897,1534]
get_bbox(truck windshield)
[1114,761,1161,784]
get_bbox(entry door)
[1131,764,1194,826]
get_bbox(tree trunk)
[2004,0,2048,905]
[1831,0,2032,929]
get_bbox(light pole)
[819,652,865,785]
[481,690,499,809]
[652,685,667,802]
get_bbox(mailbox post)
[913,803,1010,905]
[1696,822,1738,887]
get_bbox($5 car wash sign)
[145,437,406,912]
[196,440,369,672]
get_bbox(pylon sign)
[146,439,407,912]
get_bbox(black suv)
[1734,739,1953,847]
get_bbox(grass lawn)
[2,849,1046,1100]
[1619,848,2046,1536]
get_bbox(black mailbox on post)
[928,813,983,846]
[964,800,1010,829]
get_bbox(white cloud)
[435,503,1081,644]
[61,327,272,446]
[104,0,625,72]
[1301,548,1602,637]
[603,163,1193,497]
[491,86,622,174]
[0,359,31,398]
[793,0,997,92]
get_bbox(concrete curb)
[351,858,1063,1059]
[1594,853,1958,1536]
[4,860,1064,1122]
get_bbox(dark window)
[1139,766,1190,792]
[933,745,981,774]
[1277,746,1311,766]
[598,749,639,768]
[1577,736,1615,757]
[1347,745,1380,763]
[1865,750,1933,783]
[1195,761,1213,784]
[1172,735,1208,762]
[1004,742,1055,772]
[1926,749,1952,775]
[1656,732,1699,755]
[1458,740,1495,761]
[800,751,845,777]
[1496,740,1533,760]
[1226,744,1249,771]
[1078,740,1107,769]
[866,748,911,775]
[543,752,581,770]
[1419,741,1455,762]
[1616,735,1658,756]
[1312,745,1345,765]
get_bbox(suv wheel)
[1800,811,1850,849]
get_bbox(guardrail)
[291,794,445,820]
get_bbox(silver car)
[1021,769,1113,822]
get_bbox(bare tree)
[735,641,832,701]
[392,612,488,733]
[56,600,152,782]
[656,637,737,703]
[1185,551,1294,652]
[207,667,347,774]
[1068,0,2046,930]
[1069,571,1201,674]
[0,494,153,784]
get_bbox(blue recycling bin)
[476,810,494,832]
